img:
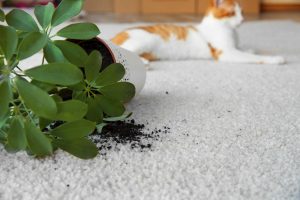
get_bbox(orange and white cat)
[111,0,285,65]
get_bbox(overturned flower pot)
[0,0,148,160]
[69,38,146,95]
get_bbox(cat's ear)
[213,0,223,7]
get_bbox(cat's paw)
[140,58,150,65]
[263,56,286,65]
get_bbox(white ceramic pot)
[100,39,146,95]
[20,38,147,96]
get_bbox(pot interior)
[68,38,115,71]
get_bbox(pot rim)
[95,37,116,63]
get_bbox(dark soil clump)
[44,119,170,156]
[91,119,170,155]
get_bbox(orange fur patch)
[140,52,157,61]
[207,0,236,19]
[137,24,196,41]
[208,43,222,60]
[111,32,129,45]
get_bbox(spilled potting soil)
[91,119,170,155]
[46,120,170,156]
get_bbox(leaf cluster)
[0,0,135,159]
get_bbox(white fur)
[117,3,285,65]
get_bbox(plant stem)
[15,66,23,72]
[49,34,57,39]
[42,55,45,65]
[10,59,19,70]
[20,101,35,123]
[12,71,25,77]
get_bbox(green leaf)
[17,31,31,40]
[57,23,100,39]
[0,9,4,22]
[97,95,125,117]
[55,100,88,122]
[34,3,55,29]
[31,80,55,92]
[86,97,103,123]
[50,119,95,140]
[99,82,136,102]
[85,51,102,82]
[0,80,12,120]
[53,138,98,159]
[0,58,4,68]
[0,131,7,144]
[15,77,57,118]
[25,63,83,86]
[51,0,84,27]
[44,42,65,63]
[68,81,85,91]
[54,40,88,67]
[7,117,27,151]
[24,121,53,156]
[4,143,19,153]
[18,32,47,60]
[0,25,18,60]
[0,111,10,130]
[95,63,125,86]
[96,123,107,133]
[103,112,132,122]
[39,118,52,130]
[51,94,63,102]
[6,9,39,32]
[73,91,87,102]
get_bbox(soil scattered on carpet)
[91,119,170,155]
[45,120,170,156]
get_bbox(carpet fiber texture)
[0,21,300,200]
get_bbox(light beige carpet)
[0,21,300,200]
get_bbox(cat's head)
[207,0,244,28]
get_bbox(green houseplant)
[0,0,136,159]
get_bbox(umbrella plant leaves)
[15,78,57,119]
[0,111,9,130]
[39,117,52,130]
[50,119,95,140]
[53,138,98,159]
[95,63,125,86]
[54,40,88,67]
[97,95,125,117]
[0,80,12,120]
[55,100,88,122]
[0,9,4,22]
[7,117,27,151]
[73,91,87,102]
[25,63,83,86]
[24,121,53,156]
[0,25,18,60]
[57,23,100,39]
[0,0,136,160]
[99,82,135,103]
[18,32,47,60]
[86,97,103,123]
[31,80,55,92]
[44,42,66,63]
[103,112,132,122]
[6,9,39,32]
[51,0,83,27]
[85,50,102,82]
[34,3,55,29]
